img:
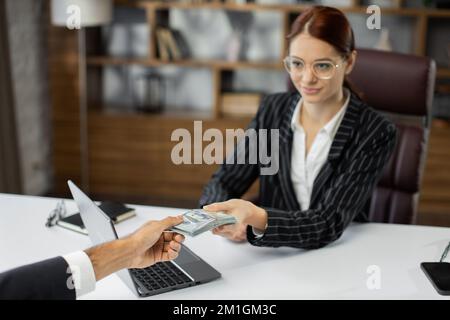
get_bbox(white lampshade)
[51,0,112,27]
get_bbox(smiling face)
[288,32,355,106]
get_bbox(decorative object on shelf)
[133,72,166,113]
[320,0,355,7]
[51,0,113,193]
[375,28,393,51]
[220,92,262,117]
[225,11,254,61]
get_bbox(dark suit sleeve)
[247,122,398,249]
[0,257,76,300]
[198,96,270,207]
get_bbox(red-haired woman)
[199,6,397,249]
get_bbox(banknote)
[169,209,236,237]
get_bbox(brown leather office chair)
[347,48,436,224]
[283,49,436,224]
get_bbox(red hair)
[287,6,362,99]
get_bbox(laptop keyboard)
[130,261,194,292]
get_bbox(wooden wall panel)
[48,24,81,195]
[86,112,257,204]
[418,121,450,227]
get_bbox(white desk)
[0,193,449,300]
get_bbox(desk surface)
[1,193,449,300]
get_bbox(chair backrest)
[348,48,436,224]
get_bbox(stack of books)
[155,27,191,61]
[220,92,262,118]
[56,201,136,235]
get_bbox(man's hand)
[203,199,267,243]
[127,216,185,269]
[85,216,184,281]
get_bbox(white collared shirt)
[290,90,350,210]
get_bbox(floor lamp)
[51,0,112,192]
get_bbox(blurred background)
[0,0,449,226]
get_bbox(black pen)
[439,241,450,262]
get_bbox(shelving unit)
[86,56,282,70]
[49,0,450,213]
[85,0,450,119]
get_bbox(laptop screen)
[67,180,140,297]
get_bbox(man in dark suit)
[0,216,184,300]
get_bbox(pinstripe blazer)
[199,91,397,249]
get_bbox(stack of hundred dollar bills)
[169,209,237,237]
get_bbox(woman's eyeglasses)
[283,56,344,80]
[45,200,67,227]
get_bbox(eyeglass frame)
[45,200,67,227]
[283,56,346,80]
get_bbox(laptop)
[67,180,221,297]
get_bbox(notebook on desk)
[56,201,136,235]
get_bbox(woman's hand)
[212,222,248,242]
[203,199,268,243]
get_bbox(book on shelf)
[161,28,181,60]
[220,92,262,118]
[171,29,191,59]
[155,27,191,61]
[156,29,170,61]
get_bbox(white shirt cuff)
[252,227,265,239]
[63,251,96,298]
